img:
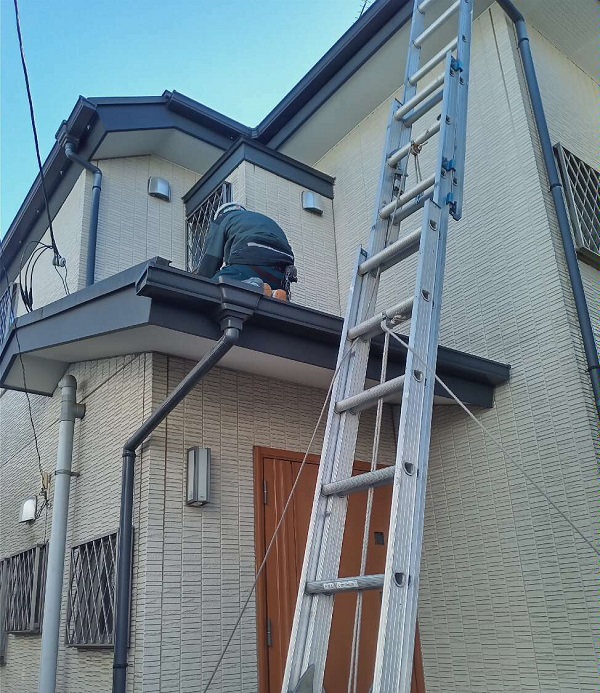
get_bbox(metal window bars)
[3,545,47,634]
[66,532,117,647]
[0,284,17,346]
[0,559,8,665]
[186,182,232,273]
[555,144,600,262]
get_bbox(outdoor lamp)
[186,447,211,506]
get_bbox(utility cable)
[13,0,69,309]
[381,322,600,557]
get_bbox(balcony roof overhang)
[0,259,510,405]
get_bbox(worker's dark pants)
[213,264,285,289]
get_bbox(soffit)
[518,0,599,82]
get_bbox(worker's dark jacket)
[196,210,294,278]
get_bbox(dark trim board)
[184,138,335,215]
[0,259,510,403]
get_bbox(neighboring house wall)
[0,354,150,693]
[313,7,598,691]
[140,355,396,692]
[227,161,341,315]
[14,170,89,317]
[93,156,200,281]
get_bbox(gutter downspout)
[112,285,260,693]
[38,375,85,693]
[496,0,600,419]
[63,140,102,287]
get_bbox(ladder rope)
[348,332,390,693]
[381,323,600,557]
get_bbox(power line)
[12,0,69,309]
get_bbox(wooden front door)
[255,447,426,693]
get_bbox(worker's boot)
[263,283,272,297]
[272,289,287,302]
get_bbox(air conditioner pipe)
[496,0,600,419]
[112,325,241,693]
[38,375,85,693]
[63,141,102,287]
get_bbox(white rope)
[348,331,390,693]
[381,322,600,557]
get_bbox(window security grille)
[66,532,117,647]
[0,559,8,665]
[4,545,47,634]
[0,284,16,345]
[555,144,600,264]
[186,182,232,273]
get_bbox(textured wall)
[313,7,599,692]
[140,356,396,693]
[94,156,200,281]
[14,170,89,317]
[0,355,150,693]
[228,161,341,315]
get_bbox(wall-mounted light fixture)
[302,190,324,216]
[186,447,211,506]
[19,496,38,524]
[148,176,171,202]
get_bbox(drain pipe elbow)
[63,141,102,287]
[496,0,600,418]
[113,325,241,693]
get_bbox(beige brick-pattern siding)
[0,355,150,693]
[94,156,200,281]
[141,357,396,693]
[14,170,89,317]
[228,161,341,315]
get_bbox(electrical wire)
[13,0,69,309]
[381,322,600,557]
[0,237,45,489]
[13,0,60,258]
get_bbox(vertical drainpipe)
[63,139,102,286]
[38,375,85,693]
[496,0,600,419]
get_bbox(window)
[555,144,600,267]
[186,182,232,273]
[0,283,17,345]
[2,545,47,635]
[0,559,8,665]
[66,532,117,647]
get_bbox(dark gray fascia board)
[0,98,240,285]
[164,90,251,140]
[0,259,510,403]
[183,137,335,215]
[136,262,511,390]
[255,0,410,147]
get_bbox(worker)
[196,203,297,299]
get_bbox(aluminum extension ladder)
[282,1,473,691]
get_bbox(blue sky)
[1,0,369,234]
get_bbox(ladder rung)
[387,121,440,168]
[403,91,443,128]
[379,174,435,220]
[394,73,445,121]
[391,191,431,225]
[322,466,395,497]
[335,375,406,414]
[347,297,413,341]
[414,0,460,48]
[359,228,422,275]
[417,0,439,12]
[409,37,457,85]
[306,574,384,595]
